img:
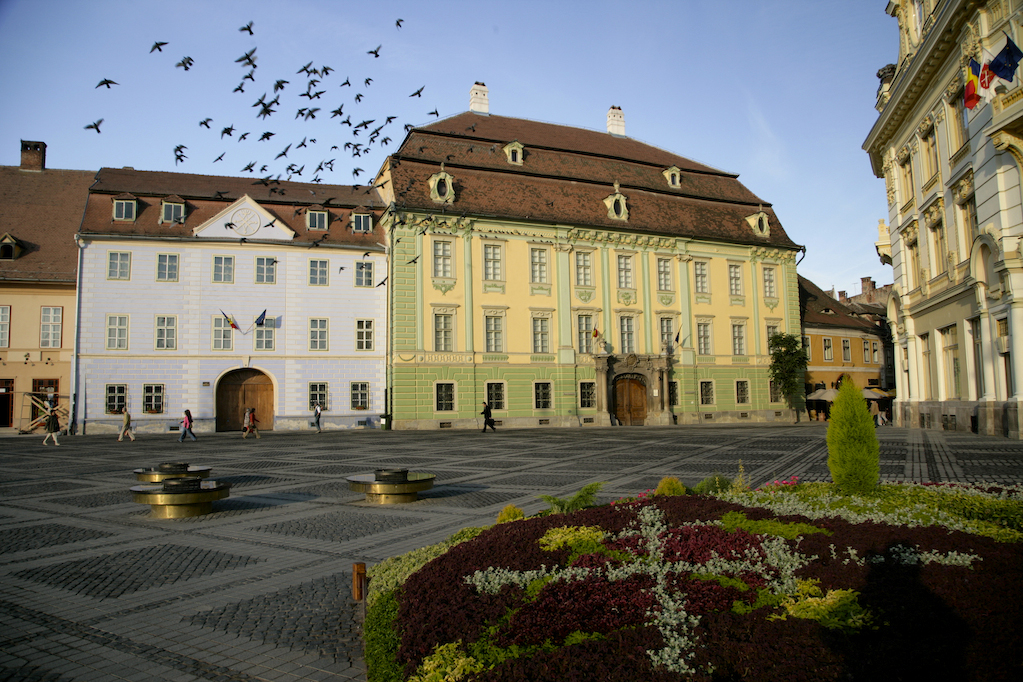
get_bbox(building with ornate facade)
[864,0,1023,436]
[375,84,804,430]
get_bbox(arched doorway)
[216,368,274,431]
[614,374,647,426]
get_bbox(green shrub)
[719,511,832,540]
[539,482,605,514]
[365,589,404,682]
[826,379,879,495]
[496,504,525,524]
[694,474,731,495]
[654,476,687,497]
[367,526,487,605]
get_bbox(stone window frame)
[39,306,62,349]
[143,384,164,414]
[307,209,329,231]
[435,381,456,412]
[155,314,177,351]
[212,255,235,284]
[486,381,507,410]
[428,170,456,205]
[503,141,524,165]
[483,307,507,353]
[113,197,136,222]
[432,304,459,352]
[355,260,373,287]
[603,182,629,221]
[735,379,751,405]
[308,317,329,352]
[699,380,715,406]
[107,251,131,280]
[107,314,130,351]
[309,382,329,411]
[662,166,682,189]
[696,316,714,356]
[156,253,179,282]
[352,213,373,233]
[105,384,127,414]
[160,200,185,225]
[308,258,329,286]
[533,381,553,410]
[256,256,277,284]
[253,314,275,352]
[355,319,374,351]
[350,382,370,410]
[579,381,597,409]
[433,238,454,279]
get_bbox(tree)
[768,333,808,422]
[826,378,879,494]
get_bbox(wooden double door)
[614,376,647,426]
[216,369,274,431]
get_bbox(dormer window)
[113,197,136,221]
[603,182,629,221]
[0,244,13,260]
[353,213,372,233]
[744,210,771,237]
[308,209,328,231]
[503,141,524,166]
[662,166,682,188]
[0,233,25,260]
[161,201,184,224]
[428,170,456,205]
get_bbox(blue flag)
[255,309,267,326]
[989,34,1023,82]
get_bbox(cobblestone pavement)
[2,423,1023,681]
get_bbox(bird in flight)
[84,119,103,133]
[221,125,235,138]
[339,77,350,87]
[273,79,288,92]
[199,118,212,128]
[150,41,167,53]
[275,144,291,160]
[176,56,194,70]
[396,18,403,28]
[364,77,373,87]
[428,109,439,117]
[354,93,364,103]
[321,65,333,76]
[367,45,381,58]
[352,168,364,178]
[409,86,424,97]
[238,132,249,141]
[213,153,225,163]
[239,21,254,35]
[241,161,256,172]
[375,277,387,287]
[406,255,419,265]
[298,61,313,75]
[96,78,118,88]
[258,131,274,141]
[236,48,257,66]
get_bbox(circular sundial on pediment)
[231,208,260,236]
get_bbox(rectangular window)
[660,317,674,351]
[922,128,939,180]
[485,316,503,353]
[143,384,164,413]
[532,317,549,354]
[254,316,274,351]
[40,307,62,348]
[309,318,328,351]
[823,337,833,361]
[530,248,548,283]
[617,255,633,288]
[484,244,502,280]
[114,200,135,221]
[769,380,783,403]
[620,316,635,353]
[213,255,234,283]
[575,252,592,286]
[577,315,593,354]
[433,241,452,278]
[106,314,128,350]
[108,252,130,280]
[970,317,984,398]
[728,264,742,296]
[694,261,709,294]
[803,335,811,361]
[668,381,679,407]
[350,382,369,409]
[309,382,328,410]
[155,315,176,350]
[356,319,374,351]
[731,323,745,356]
[534,382,552,409]
[766,324,779,342]
[212,316,232,351]
[921,332,934,400]
[736,379,750,404]
[580,381,596,408]
[657,258,673,291]
[487,382,505,410]
[842,339,851,362]
[863,340,871,363]
[353,214,372,233]
[355,261,373,287]
[950,94,970,151]
[0,305,9,348]
[700,380,715,405]
[872,341,879,364]
[309,259,328,286]
[105,384,127,413]
[942,324,961,399]
[156,254,178,281]
[435,314,453,352]
[162,203,183,224]
[697,322,712,356]
[931,222,948,275]
[436,382,455,411]
[762,266,776,298]
[899,158,915,205]
[255,256,276,284]
[308,210,327,230]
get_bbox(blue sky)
[0,0,899,296]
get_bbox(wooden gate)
[614,376,647,426]
[0,380,14,427]
[216,369,274,431]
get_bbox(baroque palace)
[865,0,1023,437]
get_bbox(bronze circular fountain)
[346,468,435,504]
[131,476,231,518]
[133,461,212,482]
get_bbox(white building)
[73,168,387,434]
[864,0,1023,437]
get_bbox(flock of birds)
[85,18,440,188]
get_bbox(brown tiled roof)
[80,168,386,248]
[0,165,96,283]
[799,275,878,333]
[392,112,800,250]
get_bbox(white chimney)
[607,106,625,136]
[469,82,489,115]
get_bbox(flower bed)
[366,483,1023,681]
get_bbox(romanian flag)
[220,309,240,330]
[965,58,982,109]
[592,327,600,339]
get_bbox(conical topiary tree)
[826,379,879,495]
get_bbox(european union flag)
[989,34,1023,82]
[255,309,267,326]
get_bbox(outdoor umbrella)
[861,388,887,400]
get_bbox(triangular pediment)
[193,195,296,240]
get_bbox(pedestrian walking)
[178,409,197,442]
[243,407,261,439]
[869,400,880,427]
[117,408,136,441]
[313,402,322,433]
[41,400,60,446]
[480,401,496,433]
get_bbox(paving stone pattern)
[2,423,1023,680]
